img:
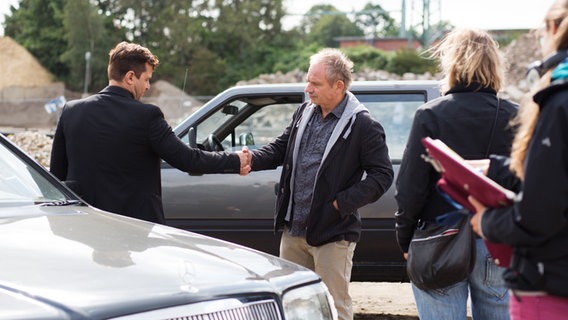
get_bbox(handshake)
[236,146,252,176]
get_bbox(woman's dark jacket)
[481,81,568,297]
[395,84,518,253]
[251,92,394,246]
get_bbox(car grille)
[170,300,280,320]
[110,298,282,320]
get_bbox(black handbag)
[406,211,475,290]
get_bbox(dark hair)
[107,42,160,81]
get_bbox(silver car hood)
[0,205,317,319]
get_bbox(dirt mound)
[503,31,541,90]
[0,36,54,88]
[146,80,187,97]
[143,80,203,126]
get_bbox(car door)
[161,92,304,256]
[348,91,430,281]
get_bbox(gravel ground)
[352,282,473,319]
[351,282,418,319]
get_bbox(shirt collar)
[315,94,348,119]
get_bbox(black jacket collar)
[445,83,497,95]
[100,85,135,99]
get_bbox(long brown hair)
[510,0,568,179]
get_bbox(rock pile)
[504,32,541,88]
[236,68,438,86]
[7,131,53,167]
[144,80,204,126]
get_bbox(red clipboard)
[421,137,514,267]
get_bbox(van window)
[355,93,425,161]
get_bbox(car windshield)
[0,141,67,206]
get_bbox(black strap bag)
[406,211,475,290]
[406,97,500,290]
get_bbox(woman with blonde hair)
[470,0,568,318]
[395,27,518,319]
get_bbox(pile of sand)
[0,36,54,88]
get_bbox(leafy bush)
[265,44,440,80]
[342,45,391,71]
[385,48,438,75]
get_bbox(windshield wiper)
[40,199,83,207]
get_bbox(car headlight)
[282,281,337,320]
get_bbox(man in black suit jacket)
[50,41,251,224]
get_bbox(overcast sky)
[0,0,556,36]
[283,0,554,31]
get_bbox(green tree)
[297,4,335,34]
[93,0,167,44]
[355,3,399,38]
[206,0,288,88]
[90,0,292,94]
[133,0,214,91]
[5,0,368,95]
[4,0,69,80]
[61,0,112,92]
[300,5,363,47]
[271,42,322,74]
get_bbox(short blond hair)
[430,28,504,93]
[309,48,354,90]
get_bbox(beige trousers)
[280,230,356,320]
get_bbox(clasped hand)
[236,146,252,175]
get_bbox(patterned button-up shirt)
[289,95,348,236]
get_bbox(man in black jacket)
[250,48,394,320]
[50,41,250,224]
